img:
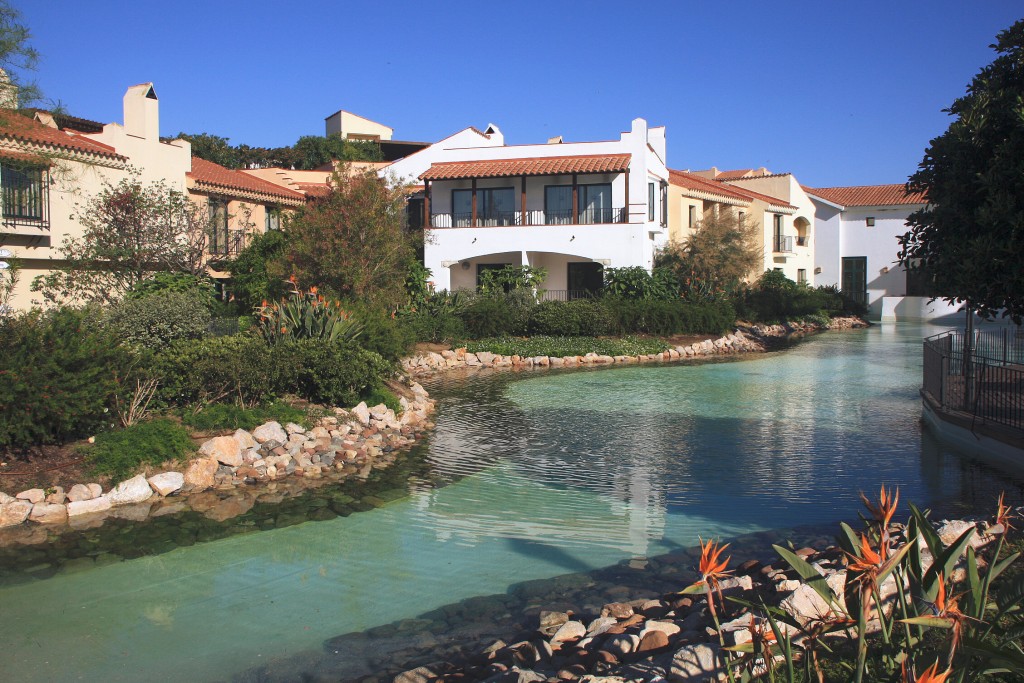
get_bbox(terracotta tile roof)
[0,148,50,165]
[669,169,752,203]
[804,184,927,207]
[420,153,631,181]
[714,168,757,180]
[672,169,796,210]
[294,182,331,198]
[0,112,125,161]
[189,157,306,204]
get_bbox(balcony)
[208,229,246,259]
[1,175,50,236]
[430,206,627,229]
[773,235,795,254]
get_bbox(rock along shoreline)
[401,318,869,377]
[0,381,437,542]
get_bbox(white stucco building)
[805,184,960,321]
[382,119,669,293]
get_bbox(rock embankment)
[390,514,1008,683]
[403,318,868,377]
[0,382,435,537]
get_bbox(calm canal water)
[0,323,1020,682]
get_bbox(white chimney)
[123,83,159,140]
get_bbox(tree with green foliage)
[656,210,763,301]
[31,171,214,305]
[172,132,383,170]
[225,229,290,311]
[172,132,241,169]
[276,169,417,308]
[899,19,1024,323]
[0,1,40,109]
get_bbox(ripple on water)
[0,324,1021,682]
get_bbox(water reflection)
[0,325,1021,683]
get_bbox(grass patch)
[465,335,671,358]
[86,418,196,481]
[179,400,309,433]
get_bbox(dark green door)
[567,262,603,298]
[841,257,867,306]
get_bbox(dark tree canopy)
[171,132,383,170]
[899,19,1024,322]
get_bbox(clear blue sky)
[17,0,1023,187]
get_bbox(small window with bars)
[2,163,46,221]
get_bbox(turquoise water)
[0,323,1020,681]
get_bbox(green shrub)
[348,304,415,362]
[734,271,863,323]
[459,292,532,338]
[150,334,277,408]
[274,339,391,407]
[86,418,195,481]
[529,299,613,336]
[603,298,735,335]
[127,273,218,310]
[401,311,466,344]
[0,308,137,450]
[105,290,212,347]
[603,266,678,299]
[179,400,309,432]
[225,229,290,312]
[466,335,669,358]
[361,386,401,413]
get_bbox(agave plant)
[255,284,362,345]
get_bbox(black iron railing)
[430,207,627,228]
[537,289,599,302]
[209,229,246,258]
[1,166,49,232]
[923,328,1024,432]
[773,235,794,253]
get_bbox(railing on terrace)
[537,289,599,302]
[209,229,246,258]
[430,207,627,228]
[923,328,1024,432]
[773,235,795,253]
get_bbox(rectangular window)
[265,206,280,232]
[688,204,696,228]
[648,182,655,221]
[544,185,573,225]
[453,187,516,227]
[660,183,668,227]
[737,210,745,227]
[866,217,876,227]
[797,269,807,284]
[2,164,45,220]
[208,198,229,254]
[773,214,784,251]
[579,183,612,224]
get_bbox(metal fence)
[923,328,1024,432]
[536,289,598,302]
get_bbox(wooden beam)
[572,173,578,224]
[521,176,527,226]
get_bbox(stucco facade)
[0,84,194,309]
[805,184,961,321]
[383,119,669,293]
